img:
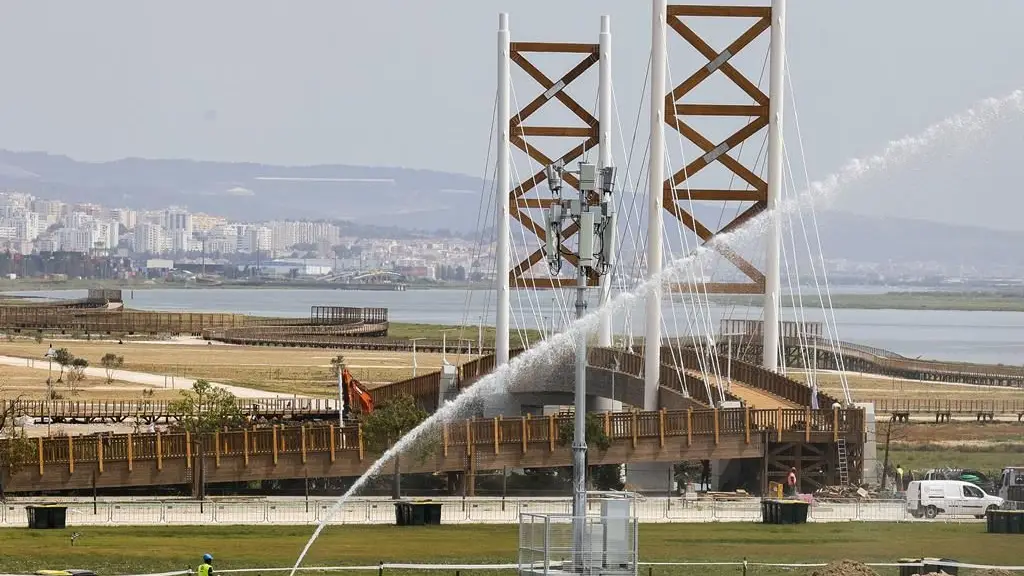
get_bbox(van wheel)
[924,506,938,519]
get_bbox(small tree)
[168,380,243,499]
[169,379,243,434]
[65,357,89,394]
[360,392,433,499]
[100,353,124,384]
[52,348,73,383]
[330,354,347,376]
[0,379,36,499]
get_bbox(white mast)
[597,15,615,349]
[762,0,786,372]
[496,13,511,367]
[644,0,667,410]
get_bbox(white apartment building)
[110,208,137,230]
[56,227,93,253]
[163,207,193,237]
[134,223,164,254]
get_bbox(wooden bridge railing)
[652,345,841,408]
[5,398,344,420]
[21,407,863,474]
[868,398,1024,414]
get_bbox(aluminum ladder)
[837,438,850,486]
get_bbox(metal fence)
[1,496,1017,527]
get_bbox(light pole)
[544,160,616,570]
[439,329,457,364]
[44,345,55,399]
[409,338,426,377]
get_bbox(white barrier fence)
[0,496,1010,527]
[3,559,1024,576]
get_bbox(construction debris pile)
[813,485,886,501]
[808,560,878,576]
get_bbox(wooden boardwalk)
[2,406,864,493]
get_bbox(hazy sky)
[1,1,1022,228]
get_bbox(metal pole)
[644,0,667,411]
[762,0,786,372]
[597,14,615,349]
[496,13,512,367]
[337,368,345,429]
[571,190,588,571]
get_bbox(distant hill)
[0,150,488,233]
[1,149,1022,270]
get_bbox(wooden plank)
[512,126,597,138]
[670,282,764,295]
[665,188,767,202]
[667,5,771,18]
[672,104,768,116]
[511,42,598,54]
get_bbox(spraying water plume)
[288,88,1024,574]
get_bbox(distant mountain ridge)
[1,149,1021,270]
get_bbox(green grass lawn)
[0,523,1017,576]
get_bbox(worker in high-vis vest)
[198,554,214,576]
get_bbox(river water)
[5,287,1024,366]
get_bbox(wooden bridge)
[1,406,864,494]
[6,398,342,425]
[866,398,1024,422]
[714,335,1024,387]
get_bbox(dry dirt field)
[0,338,475,398]
[0,363,182,401]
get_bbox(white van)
[906,480,1004,519]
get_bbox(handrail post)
[658,409,666,448]
[127,433,133,472]
[98,435,104,474]
[493,417,500,454]
[185,431,192,469]
[68,435,74,474]
[329,425,336,462]
[804,406,811,442]
[156,431,163,471]
[37,437,44,476]
[358,424,364,461]
[686,408,692,447]
[272,426,278,465]
[214,431,221,468]
[713,409,719,445]
[443,422,449,457]
[744,406,751,445]
[244,429,250,467]
[631,411,638,449]
[301,425,307,464]
[548,414,555,452]
[776,407,783,442]
[833,406,840,442]
[521,417,527,454]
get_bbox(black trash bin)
[26,505,67,529]
[761,499,808,525]
[986,509,1024,534]
[922,559,958,576]
[394,501,442,526]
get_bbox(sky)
[0,1,1022,229]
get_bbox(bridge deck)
[727,382,797,410]
[2,407,863,493]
